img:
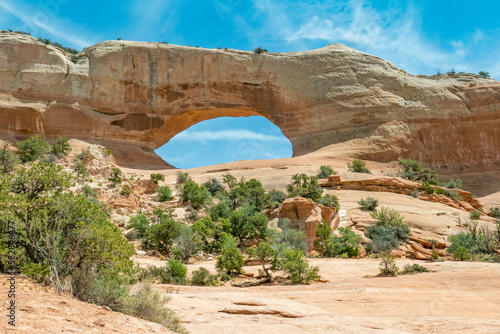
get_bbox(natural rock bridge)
[1,32,500,170]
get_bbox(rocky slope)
[1,32,500,171]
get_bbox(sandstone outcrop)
[320,175,484,211]
[277,197,339,252]
[1,32,500,170]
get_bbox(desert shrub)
[253,46,268,53]
[441,178,462,189]
[176,171,189,184]
[479,71,491,78]
[108,168,123,187]
[278,248,320,284]
[121,184,133,197]
[190,267,218,286]
[150,173,165,184]
[452,246,471,261]
[314,222,361,258]
[469,210,481,220]
[400,263,429,275]
[122,282,186,333]
[267,189,287,209]
[177,179,211,209]
[172,225,203,263]
[358,197,379,211]
[267,219,307,255]
[16,135,51,162]
[317,194,339,210]
[209,200,232,221]
[51,137,71,157]
[20,262,51,283]
[216,235,244,276]
[313,220,336,257]
[142,216,182,255]
[127,214,150,239]
[442,189,462,201]
[397,158,438,185]
[347,159,370,173]
[202,178,224,196]
[223,177,268,211]
[247,241,279,277]
[228,210,268,244]
[286,173,323,201]
[365,207,410,253]
[491,207,500,219]
[378,252,399,277]
[0,142,19,173]
[157,185,173,202]
[191,216,232,253]
[422,182,435,194]
[145,260,188,285]
[317,165,336,179]
[81,184,96,198]
[447,221,498,258]
[74,160,89,179]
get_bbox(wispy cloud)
[0,0,92,48]
[174,129,289,142]
[247,0,500,78]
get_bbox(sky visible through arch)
[2,0,499,168]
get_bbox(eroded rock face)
[278,197,339,252]
[1,32,500,170]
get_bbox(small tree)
[190,267,217,286]
[286,173,323,201]
[317,165,335,179]
[172,225,203,263]
[469,210,481,220]
[478,71,490,79]
[108,168,123,187]
[0,142,19,173]
[247,242,278,278]
[378,251,399,277]
[202,178,224,196]
[347,159,370,173]
[358,197,379,211]
[16,136,51,162]
[157,186,173,202]
[216,235,244,277]
[317,194,339,210]
[150,173,165,184]
[278,248,320,284]
[253,46,268,54]
[51,137,72,157]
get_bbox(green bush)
[0,142,19,173]
[267,189,287,209]
[145,260,188,285]
[81,184,96,198]
[317,194,339,210]
[314,222,361,258]
[158,185,173,202]
[172,225,203,263]
[267,219,307,255]
[366,207,410,253]
[127,214,150,238]
[202,178,224,196]
[317,165,336,179]
[397,158,439,185]
[469,210,481,220]
[216,236,244,277]
[422,182,435,194]
[491,207,500,219]
[441,178,462,189]
[108,168,123,187]
[51,137,71,157]
[74,160,89,180]
[190,267,218,286]
[478,71,490,78]
[286,173,323,201]
[229,210,268,244]
[278,248,320,284]
[358,197,379,211]
[142,216,181,255]
[176,171,189,184]
[347,159,370,173]
[400,263,429,275]
[378,252,399,276]
[121,184,133,197]
[247,242,278,277]
[177,179,211,209]
[150,173,165,184]
[253,46,268,54]
[16,135,51,162]
[453,246,471,261]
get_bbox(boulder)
[277,197,339,252]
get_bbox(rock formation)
[1,32,500,170]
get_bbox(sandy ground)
[141,258,500,334]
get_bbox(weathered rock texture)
[1,32,500,170]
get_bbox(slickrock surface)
[1,32,500,171]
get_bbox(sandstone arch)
[1,32,500,171]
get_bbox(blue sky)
[2,0,499,168]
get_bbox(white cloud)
[174,129,289,142]
[0,0,92,48]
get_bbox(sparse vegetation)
[150,173,165,184]
[157,185,173,202]
[358,197,379,211]
[190,267,218,286]
[51,137,72,157]
[378,252,399,276]
[253,46,268,54]
[478,71,491,79]
[317,165,336,179]
[286,173,323,201]
[347,159,370,173]
[16,135,51,162]
[366,207,410,253]
[400,263,429,275]
[469,210,481,220]
[109,168,123,187]
[397,158,438,185]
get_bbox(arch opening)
[155,116,293,169]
